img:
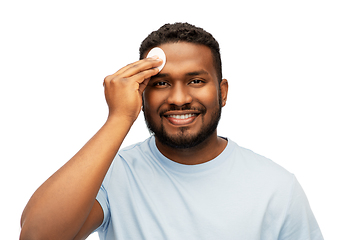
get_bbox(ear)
[219,79,228,107]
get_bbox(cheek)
[143,90,166,112]
[192,86,219,106]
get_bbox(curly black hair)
[139,22,222,82]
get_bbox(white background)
[1,0,359,239]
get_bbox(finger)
[122,57,162,79]
[102,58,157,86]
[113,57,162,78]
[103,66,158,88]
[138,77,151,94]
[130,67,159,85]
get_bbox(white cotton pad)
[146,47,166,72]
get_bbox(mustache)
[159,104,206,116]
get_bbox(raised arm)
[20,56,162,240]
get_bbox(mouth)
[162,112,200,126]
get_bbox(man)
[20,23,323,240]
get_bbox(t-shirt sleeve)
[94,184,111,233]
[278,176,324,240]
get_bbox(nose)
[166,83,192,107]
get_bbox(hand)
[103,56,162,123]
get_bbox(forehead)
[153,42,217,78]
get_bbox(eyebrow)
[152,70,209,79]
[186,70,209,77]
[152,73,169,79]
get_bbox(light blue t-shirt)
[95,136,323,240]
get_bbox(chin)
[146,114,221,150]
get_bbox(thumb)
[138,77,151,95]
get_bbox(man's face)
[143,42,227,149]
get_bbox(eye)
[153,81,170,88]
[189,79,205,85]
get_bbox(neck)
[155,131,227,165]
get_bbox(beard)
[143,100,222,149]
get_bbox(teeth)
[168,114,196,119]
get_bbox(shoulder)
[116,137,156,168]
[120,137,153,156]
[110,136,159,175]
[100,137,154,184]
[229,139,294,184]
[109,137,154,165]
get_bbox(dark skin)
[143,42,228,164]
[20,42,228,240]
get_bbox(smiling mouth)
[164,113,200,125]
[167,113,197,119]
